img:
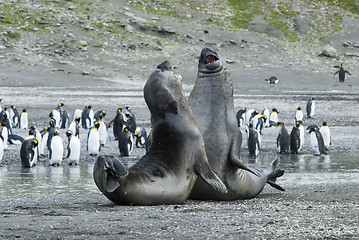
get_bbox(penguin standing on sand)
[20,109,28,129]
[236,107,246,127]
[134,127,147,148]
[265,76,278,84]
[0,122,9,150]
[319,121,331,153]
[87,122,100,156]
[306,97,315,118]
[9,105,20,128]
[118,126,133,157]
[125,110,137,134]
[334,63,351,82]
[72,109,82,126]
[277,122,290,154]
[0,134,4,162]
[294,107,304,124]
[297,121,305,151]
[66,130,81,165]
[269,108,279,127]
[262,108,270,128]
[20,139,39,167]
[98,114,108,147]
[94,110,106,122]
[49,109,61,128]
[81,106,90,129]
[49,130,63,166]
[145,129,152,152]
[255,115,267,135]
[108,108,127,140]
[309,127,325,156]
[290,123,301,154]
[246,123,261,157]
[68,116,80,137]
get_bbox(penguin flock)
[240,97,331,157]
[0,102,151,167]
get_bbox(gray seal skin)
[93,61,227,205]
[188,48,284,200]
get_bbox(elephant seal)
[188,48,285,200]
[93,61,227,205]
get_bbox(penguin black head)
[28,129,34,136]
[322,121,327,126]
[22,109,26,113]
[272,108,278,113]
[88,105,92,109]
[58,103,64,107]
[32,139,38,148]
[49,119,55,127]
[117,108,122,113]
[54,130,60,136]
[30,125,36,131]
[297,107,301,110]
[66,130,73,138]
[125,112,130,117]
[101,110,106,118]
[75,116,81,122]
[248,122,253,128]
[94,122,100,129]
[124,126,129,132]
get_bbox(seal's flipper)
[266,180,285,191]
[195,161,228,193]
[101,155,129,192]
[266,159,285,191]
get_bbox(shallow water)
[0,154,358,196]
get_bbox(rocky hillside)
[0,0,358,82]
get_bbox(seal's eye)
[205,55,218,64]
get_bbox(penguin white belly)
[0,139,3,162]
[88,130,100,155]
[245,109,254,124]
[20,113,28,129]
[2,127,8,150]
[68,136,81,164]
[320,127,330,150]
[52,110,61,128]
[310,132,320,155]
[128,135,134,154]
[295,111,304,123]
[40,133,48,156]
[68,122,76,134]
[98,123,107,146]
[73,109,83,125]
[270,113,278,124]
[299,126,305,150]
[49,136,63,165]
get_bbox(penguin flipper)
[194,159,227,194]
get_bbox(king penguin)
[49,130,64,166]
[0,133,3,163]
[118,126,134,157]
[87,122,100,156]
[319,121,331,153]
[306,97,315,118]
[236,107,246,127]
[145,128,153,152]
[277,122,290,154]
[20,138,39,167]
[294,107,304,124]
[108,108,126,140]
[66,130,81,165]
[98,114,108,147]
[290,123,301,154]
[0,122,9,150]
[309,127,325,156]
[20,109,28,129]
[246,123,261,157]
[125,110,137,134]
[9,105,20,128]
[68,116,80,137]
[49,109,61,128]
[269,108,279,127]
[297,121,305,151]
[134,127,147,148]
[334,63,351,82]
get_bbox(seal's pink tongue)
[206,55,216,64]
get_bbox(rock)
[319,44,337,58]
[78,40,88,46]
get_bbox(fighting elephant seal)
[188,48,285,200]
[93,61,227,205]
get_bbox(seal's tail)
[266,159,285,191]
